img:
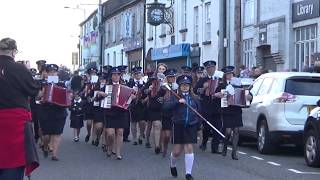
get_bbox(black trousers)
[123,112,130,140]
[0,166,25,180]
[202,113,222,150]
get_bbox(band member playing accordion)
[97,67,136,160]
[194,60,222,153]
[39,64,68,161]
[163,75,200,180]
[217,66,252,160]
[127,66,147,146]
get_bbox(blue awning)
[151,43,190,61]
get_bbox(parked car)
[304,104,320,167]
[240,72,320,154]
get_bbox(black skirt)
[162,117,173,130]
[147,109,162,121]
[222,113,243,128]
[93,107,105,123]
[70,113,84,129]
[172,124,198,144]
[105,111,129,129]
[84,103,94,120]
[40,105,67,135]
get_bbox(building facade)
[145,0,220,72]
[103,0,145,71]
[226,0,320,72]
[79,10,101,70]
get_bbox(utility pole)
[234,0,242,73]
[218,0,227,69]
[98,0,103,70]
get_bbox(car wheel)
[304,130,320,167]
[257,120,274,154]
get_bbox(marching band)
[27,60,253,180]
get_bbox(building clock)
[147,6,165,26]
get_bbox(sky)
[0,0,101,69]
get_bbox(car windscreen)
[285,77,320,96]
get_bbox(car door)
[242,77,264,132]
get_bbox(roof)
[79,9,98,27]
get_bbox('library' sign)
[292,0,320,22]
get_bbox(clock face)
[151,8,164,22]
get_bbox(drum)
[42,84,72,107]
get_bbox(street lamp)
[64,6,86,20]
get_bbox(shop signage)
[292,0,320,22]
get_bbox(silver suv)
[241,72,320,154]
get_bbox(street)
[29,119,320,180]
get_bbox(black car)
[304,106,320,167]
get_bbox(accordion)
[221,88,250,108]
[101,84,134,110]
[205,79,219,96]
[42,84,72,107]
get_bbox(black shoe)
[232,152,239,160]
[94,138,100,147]
[51,156,59,161]
[91,140,95,146]
[133,141,138,145]
[145,142,151,148]
[116,156,123,160]
[73,137,79,142]
[138,139,143,145]
[211,149,221,154]
[43,150,49,158]
[155,147,161,154]
[102,144,106,152]
[123,139,131,142]
[185,174,194,180]
[170,167,178,177]
[199,144,206,151]
[85,134,90,143]
[222,145,228,157]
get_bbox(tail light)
[273,92,297,103]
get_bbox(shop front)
[292,0,320,71]
[151,43,191,71]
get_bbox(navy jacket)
[163,94,201,126]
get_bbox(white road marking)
[251,156,264,160]
[288,169,320,175]
[267,161,281,166]
[238,151,247,155]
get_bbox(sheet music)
[101,85,112,109]
[214,71,224,79]
[226,84,235,95]
[90,75,99,83]
[93,91,100,107]
[47,76,59,83]
[230,77,242,86]
[221,89,228,108]
[241,78,254,86]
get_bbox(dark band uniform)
[194,60,222,152]
[163,75,201,144]
[40,64,68,135]
[127,67,146,123]
[69,97,85,129]
[104,67,130,129]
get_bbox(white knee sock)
[185,153,194,175]
[170,153,177,167]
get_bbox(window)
[113,51,116,66]
[181,0,187,29]
[244,0,255,26]
[295,25,317,71]
[120,13,125,39]
[242,39,254,68]
[194,6,199,43]
[285,77,320,96]
[161,24,166,35]
[105,22,109,44]
[136,9,141,34]
[250,78,263,96]
[257,78,274,96]
[148,25,154,39]
[107,53,110,65]
[112,18,116,42]
[205,2,211,41]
